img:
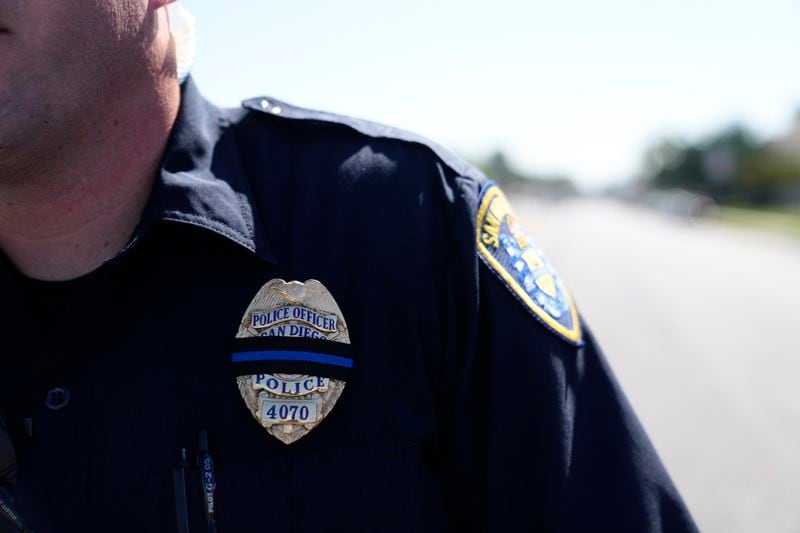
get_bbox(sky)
[186,0,800,190]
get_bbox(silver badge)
[235,279,350,444]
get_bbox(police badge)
[231,279,353,444]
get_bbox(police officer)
[0,1,698,531]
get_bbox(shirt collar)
[139,77,276,265]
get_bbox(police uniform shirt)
[0,79,698,532]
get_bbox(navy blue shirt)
[0,79,697,532]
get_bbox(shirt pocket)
[148,442,432,533]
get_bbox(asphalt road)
[511,195,800,533]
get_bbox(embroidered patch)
[233,279,352,444]
[476,182,582,345]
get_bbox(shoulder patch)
[476,182,582,345]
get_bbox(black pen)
[173,448,190,533]
[197,431,217,533]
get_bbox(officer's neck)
[0,82,181,282]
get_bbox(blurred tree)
[640,123,800,206]
[482,151,528,186]
[741,150,800,205]
[476,150,578,197]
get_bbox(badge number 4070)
[260,399,318,424]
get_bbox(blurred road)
[512,196,800,533]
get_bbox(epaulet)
[241,96,482,180]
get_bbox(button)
[45,388,70,410]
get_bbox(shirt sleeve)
[436,175,698,532]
